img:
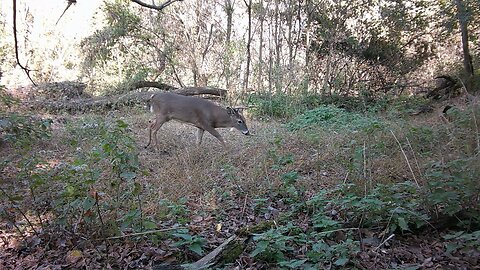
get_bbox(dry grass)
[3,96,478,220]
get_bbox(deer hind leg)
[196,128,205,145]
[146,117,166,149]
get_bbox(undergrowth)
[1,91,479,268]
[242,93,480,268]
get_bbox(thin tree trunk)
[274,0,282,93]
[455,0,474,93]
[286,0,294,94]
[257,0,264,92]
[225,0,234,89]
[303,0,311,93]
[268,17,273,93]
[243,0,252,90]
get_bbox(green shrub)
[250,225,295,263]
[171,228,206,256]
[0,85,19,109]
[53,120,141,235]
[443,230,480,254]
[425,157,480,227]
[287,105,385,132]
[248,92,303,119]
[307,182,429,234]
[0,113,52,148]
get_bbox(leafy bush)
[287,105,384,132]
[171,228,206,256]
[158,198,190,224]
[387,96,432,117]
[425,157,480,226]
[307,182,429,234]
[250,225,295,263]
[0,85,18,109]
[48,120,141,235]
[443,230,480,254]
[0,113,52,148]
[1,84,51,148]
[248,92,303,119]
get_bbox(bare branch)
[12,0,37,86]
[56,0,77,26]
[130,0,183,11]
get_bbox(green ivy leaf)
[189,243,203,255]
[278,259,308,268]
[116,120,128,128]
[143,221,157,230]
[251,240,268,257]
[83,196,96,211]
[334,257,349,266]
[397,217,409,232]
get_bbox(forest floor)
[1,101,479,269]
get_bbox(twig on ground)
[374,233,395,251]
[390,130,420,188]
[405,137,422,180]
[241,194,248,222]
[317,227,359,235]
[101,227,187,240]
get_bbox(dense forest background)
[0,0,479,269]
[1,0,478,97]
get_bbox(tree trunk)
[257,0,265,92]
[274,0,282,93]
[243,0,252,90]
[286,0,294,94]
[28,85,228,113]
[268,18,273,93]
[224,0,234,89]
[455,0,474,93]
[303,0,312,93]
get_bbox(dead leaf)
[65,249,83,264]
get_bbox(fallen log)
[25,84,228,114]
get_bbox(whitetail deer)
[145,92,250,148]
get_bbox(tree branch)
[55,0,77,26]
[12,0,37,86]
[130,0,183,11]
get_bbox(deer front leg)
[196,128,205,145]
[145,121,155,148]
[204,127,226,148]
[146,117,166,149]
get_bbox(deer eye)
[237,120,243,124]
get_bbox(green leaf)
[83,196,96,211]
[279,259,308,268]
[143,221,157,230]
[189,243,203,255]
[173,233,193,241]
[334,257,349,266]
[397,217,409,232]
[133,182,142,195]
[445,242,459,254]
[116,120,128,128]
[31,174,46,188]
[103,143,113,153]
[251,241,268,257]
[443,231,464,240]
[120,171,136,180]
